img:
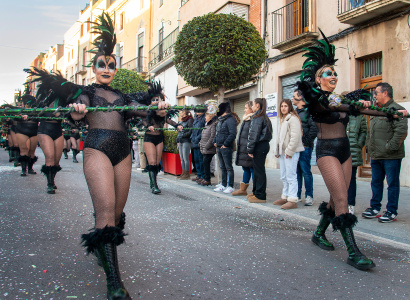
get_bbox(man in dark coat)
[292,89,318,206]
[362,82,408,222]
[190,107,206,182]
[213,102,237,193]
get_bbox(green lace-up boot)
[312,202,335,250]
[332,213,376,271]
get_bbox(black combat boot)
[332,213,376,271]
[312,202,335,251]
[18,155,30,176]
[81,226,131,300]
[28,156,38,174]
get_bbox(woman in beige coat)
[274,98,304,209]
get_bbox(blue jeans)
[217,147,234,188]
[347,166,358,206]
[370,159,402,215]
[242,166,254,184]
[297,147,313,199]
[193,148,204,178]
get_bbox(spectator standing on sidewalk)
[198,100,218,186]
[213,102,238,194]
[346,113,367,215]
[246,98,273,203]
[232,100,254,196]
[274,98,304,209]
[176,110,194,180]
[190,107,207,183]
[362,82,408,222]
[292,90,318,206]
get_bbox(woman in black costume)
[298,31,408,271]
[62,121,71,159]
[15,94,38,176]
[143,96,181,194]
[26,13,169,299]
[37,104,64,194]
[70,124,81,163]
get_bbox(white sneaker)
[215,183,223,189]
[348,205,355,214]
[305,196,314,206]
[214,185,226,192]
[158,170,164,176]
[223,186,234,194]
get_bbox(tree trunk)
[217,87,226,104]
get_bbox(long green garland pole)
[1,101,406,118]
[0,104,207,115]
[0,115,65,120]
[128,128,204,132]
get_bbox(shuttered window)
[281,72,301,100]
[216,3,249,21]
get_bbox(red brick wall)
[249,0,262,34]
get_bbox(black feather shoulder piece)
[20,85,36,108]
[24,67,83,108]
[87,12,117,66]
[124,80,164,105]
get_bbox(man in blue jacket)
[213,102,238,193]
[190,107,206,182]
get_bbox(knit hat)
[217,102,230,117]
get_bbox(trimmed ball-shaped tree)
[111,68,148,94]
[174,13,267,103]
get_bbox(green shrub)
[163,130,179,154]
[111,68,148,94]
[174,13,267,102]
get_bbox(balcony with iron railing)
[338,0,410,25]
[271,0,318,53]
[121,56,148,74]
[148,27,179,72]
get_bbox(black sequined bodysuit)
[76,84,144,166]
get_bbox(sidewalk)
[155,165,410,246]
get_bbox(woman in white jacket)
[274,99,305,209]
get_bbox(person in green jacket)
[346,115,367,214]
[362,83,408,222]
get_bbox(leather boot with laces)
[81,226,131,299]
[312,202,335,251]
[332,213,376,271]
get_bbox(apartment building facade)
[264,0,410,183]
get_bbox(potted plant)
[162,130,192,175]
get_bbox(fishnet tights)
[83,148,132,229]
[38,134,64,166]
[317,156,352,216]
[144,142,163,165]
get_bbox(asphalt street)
[0,148,409,300]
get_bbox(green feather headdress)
[87,11,117,67]
[300,29,337,83]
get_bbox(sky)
[0,0,88,105]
